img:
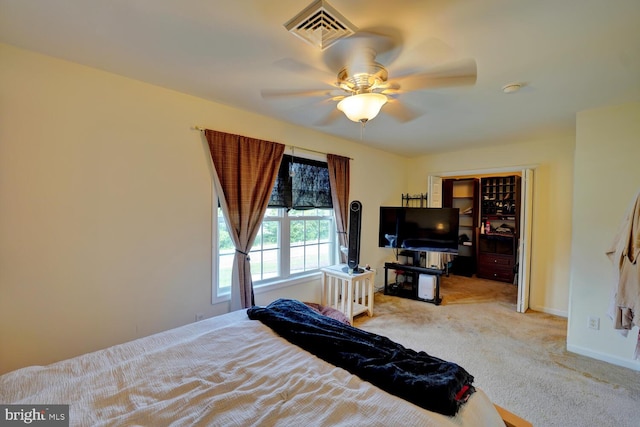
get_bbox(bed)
[1,300,508,426]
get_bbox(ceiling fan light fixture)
[337,93,388,123]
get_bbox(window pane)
[286,209,335,275]
[265,208,280,217]
[290,208,334,217]
[218,252,234,294]
[318,242,332,267]
[305,244,319,270]
[253,226,263,248]
[290,220,305,245]
[262,221,279,248]
[319,220,330,242]
[250,254,262,282]
[305,220,319,243]
[218,209,234,252]
[261,248,279,279]
[290,245,305,274]
[249,219,280,281]
[290,208,319,217]
[217,207,234,295]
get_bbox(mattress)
[0,309,504,426]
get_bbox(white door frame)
[426,176,445,269]
[429,165,536,313]
[516,169,534,312]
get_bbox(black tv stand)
[383,262,444,305]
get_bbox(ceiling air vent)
[284,0,357,50]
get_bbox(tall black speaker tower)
[345,200,363,273]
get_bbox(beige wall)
[4,42,637,375]
[0,44,407,373]
[405,134,576,316]
[567,102,640,370]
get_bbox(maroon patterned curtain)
[205,130,285,310]
[327,154,350,263]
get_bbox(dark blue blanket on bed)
[247,298,475,416]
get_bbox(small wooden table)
[321,264,375,324]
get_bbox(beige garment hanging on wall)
[606,189,640,359]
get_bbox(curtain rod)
[193,126,353,160]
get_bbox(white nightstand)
[321,264,375,323]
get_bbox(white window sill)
[213,271,322,303]
[254,271,322,294]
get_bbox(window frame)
[211,152,338,304]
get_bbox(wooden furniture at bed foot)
[321,264,375,323]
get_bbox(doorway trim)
[429,164,536,313]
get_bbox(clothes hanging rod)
[193,126,353,160]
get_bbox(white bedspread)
[1,310,504,426]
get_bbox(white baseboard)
[529,304,568,318]
[567,343,640,371]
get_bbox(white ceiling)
[1,0,639,156]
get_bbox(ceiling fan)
[261,30,478,125]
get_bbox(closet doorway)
[429,168,534,313]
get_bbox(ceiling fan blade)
[261,88,339,99]
[379,82,401,95]
[394,58,477,91]
[323,29,399,72]
[273,58,334,81]
[383,100,423,123]
[315,108,344,127]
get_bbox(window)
[288,208,335,274]
[214,154,337,300]
[215,207,336,299]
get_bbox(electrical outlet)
[588,316,600,330]
[195,313,205,322]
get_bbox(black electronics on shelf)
[383,262,444,305]
[378,206,460,253]
[378,193,452,305]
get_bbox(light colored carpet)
[354,275,640,427]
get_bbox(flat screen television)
[378,206,460,253]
